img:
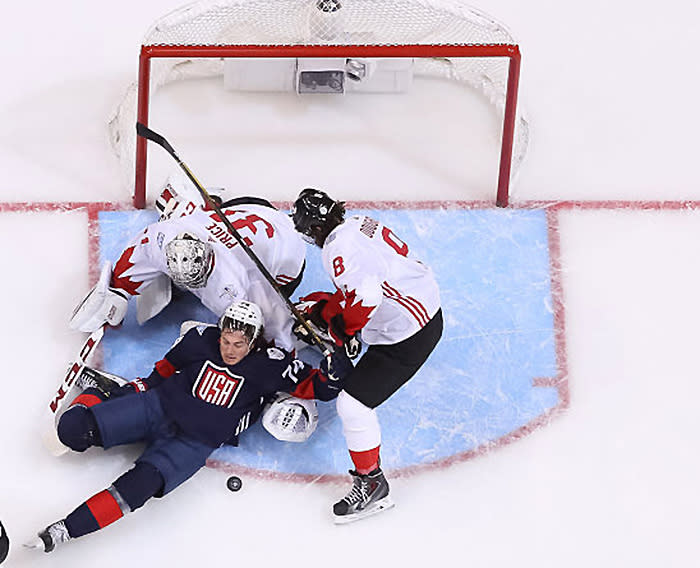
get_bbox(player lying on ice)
[290,188,443,523]
[26,300,352,555]
[69,174,307,351]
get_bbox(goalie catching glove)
[262,347,353,442]
[69,262,128,332]
[293,292,362,359]
[262,392,319,442]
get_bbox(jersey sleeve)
[264,347,341,401]
[110,223,169,296]
[132,327,208,391]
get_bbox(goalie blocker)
[69,262,128,333]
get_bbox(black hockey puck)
[0,520,9,564]
[226,476,242,492]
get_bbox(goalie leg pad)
[262,392,319,442]
[136,274,172,325]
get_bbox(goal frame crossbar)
[134,43,521,209]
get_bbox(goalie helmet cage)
[113,0,527,209]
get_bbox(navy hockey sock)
[113,462,165,510]
[64,463,164,539]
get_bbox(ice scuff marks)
[97,206,564,478]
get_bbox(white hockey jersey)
[321,215,441,345]
[111,204,306,351]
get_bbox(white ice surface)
[1,1,700,567]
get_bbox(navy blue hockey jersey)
[134,326,338,448]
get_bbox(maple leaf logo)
[111,245,144,296]
[340,289,376,335]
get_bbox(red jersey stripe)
[381,281,430,323]
[381,282,428,326]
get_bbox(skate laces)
[343,473,371,505]
[77,374,98,390]
[47,521,70,546]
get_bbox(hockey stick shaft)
[136,122,333,357]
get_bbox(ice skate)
[24,520,70,553]
[76,366,127,397]
[333,468,394,524]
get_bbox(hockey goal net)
[110,0,528,208]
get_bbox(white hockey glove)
[262,392,319,443]
[155,172,226,221]
[69,262,129,332]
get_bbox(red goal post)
[113,1,527,209]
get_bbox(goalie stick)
[136,122,333,358]
[41,325,105,456]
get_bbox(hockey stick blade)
[136,122,177,157]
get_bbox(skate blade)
[22,536,45,551]
[333,496,395,525]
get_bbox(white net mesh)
[143,0,516,46]
[109,0,528,202]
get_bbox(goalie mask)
[164,232,214,289]
[218,300,264,347]
[291,188,346,247]
[262,392,319,442]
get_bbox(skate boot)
[333,467,394,524]
[24,520,71,553]
[76,366,127,398]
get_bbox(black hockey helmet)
[291,188,346,247]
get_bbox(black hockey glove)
[320,349,354,389]
[100,383,140,399]
[343,335,362,359]
[110,378,149,397]
[327,314,362,360]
